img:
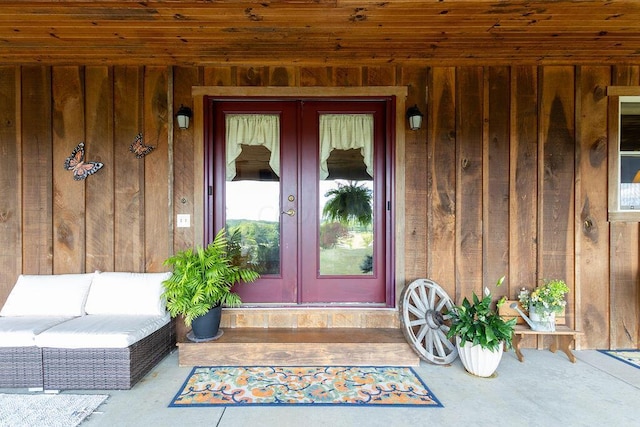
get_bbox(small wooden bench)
[499,300,582,363]
[512,325,582,363]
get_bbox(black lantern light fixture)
[406,104,423,131]
[176,105,193,130]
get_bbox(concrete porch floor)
[4,348,640,426]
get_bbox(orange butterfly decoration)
[64,142,103,181]
[129,133,154,158]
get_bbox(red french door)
[205,98,394,306]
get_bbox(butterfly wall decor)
[63,142,104,181]
[129,133,155,158]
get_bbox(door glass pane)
[318,114,374,276]
[225,114,281,275]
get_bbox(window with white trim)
[618,97,640,211]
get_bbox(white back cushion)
[0,273,95,317]
[84,272,170,316]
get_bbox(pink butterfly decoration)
[64,142,103,181]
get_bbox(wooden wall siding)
[609,66,640,349]
[22,67,53,275]
[143,67,171,272]
[576,66,610,349]
[0,67,20,291]
[172,66,202,253]
[427,67,457,292]
[455,67,484,303]
[114,66,144,272]
[484,67,510,296]
[0,64,639,350]
[402,66,428,283]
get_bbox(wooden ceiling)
[1,1,640,66]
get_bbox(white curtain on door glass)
[319,114,374,180]
[226,114,280,180]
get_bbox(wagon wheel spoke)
[400,279,458,365]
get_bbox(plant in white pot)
[162,228,259,341]
[446,277,516,377]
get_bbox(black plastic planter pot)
[190,304,222,340]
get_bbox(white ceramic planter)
[455,336,504,378]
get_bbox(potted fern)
[162,228,259,341]
[446,277,516,377]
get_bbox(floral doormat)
[598,349,640,370]
[169,366,442,407]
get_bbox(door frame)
[192,86,408,308]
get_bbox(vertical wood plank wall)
[0,64,638,350]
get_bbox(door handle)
[282,209,296,217]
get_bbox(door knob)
[282,209,296,217]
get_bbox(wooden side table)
[512,325,582,363]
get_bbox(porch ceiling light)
[406,104,423,131]
[176,105,193,130]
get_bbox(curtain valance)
[319,114,374,180]
[226,114,280,180]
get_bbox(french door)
[205,98,394,305]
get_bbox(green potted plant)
[162,228,260,341]
[518,278,569,332]
[446,277,516,377]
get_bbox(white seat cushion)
[0,273,95,317]
[0,316,74,347]
[84,272,171,316]
[34,314,170,349]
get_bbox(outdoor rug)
[0,393,108,427]
[598,349,640,370]
[170,366,442,407]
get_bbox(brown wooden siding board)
[575,65,611,349]
[237,66,268,87]
[456,67,483,299]
[143,66,170,272]
[113,66,145,272]
[333,67,362,87]
[538,66,575,347]
[484,66,510,297]
[21,66,53,275]
[610,224,640,349]
[85,66,115,272]
[509,66,539,348]
[204,67,234,87]
[300,67,331,87]
[609,65,640,349]
[52,66,86,274]
[402,66,428,283]
[0,67,20,304]
[269,66,297,87]
[510,66,538,293]
[428,67,456,297]
[173,66,201,253]
[364,66,397,87]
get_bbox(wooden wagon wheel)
[400,278,458,364]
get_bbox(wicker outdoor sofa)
[0,271,175,390]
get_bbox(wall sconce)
[176,105,193,130]
[406,104,423,131]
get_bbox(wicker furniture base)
[42,321,175,390]
[0,347,43,388]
